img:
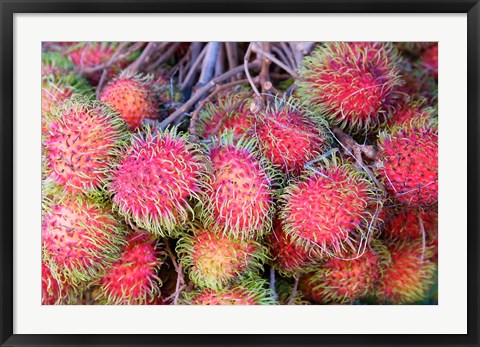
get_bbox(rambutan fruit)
[95,231,163,305]
[42,262,64,305]
[376,118,438,207]
[201,133,276,240]
[387,97,435,127]
[110,126,210,237]
[395,42,435,56]
[376,240,437,304]
[299,242,387,304]
[177,225,267,290]
[279,155,377,256]
[67,42,132,85]
[253,98,329,175]
[41,52,92,118]
[43,98,128,196]
[268,219,321,276]
[297,42,403,133]
[185,277,275,305]
[383,209,438,240]
[42,196,126,285]
[418,43,438,80]
[196,93,254,140]
[100,73,158,130]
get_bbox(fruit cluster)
[42,41,438,305]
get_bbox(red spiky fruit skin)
[178,229,265,290]
[299,247,383,304]
[43,100,127,195]
[419,44,438,80]
[110,128,208,236]
[384,210,438,240]
[42,84,74,114]
[42,262,63,305]
[199,97,254,140]
[377,122,438,207]
[190,288,258,305]
[42,198,124,285]
[100,76,157,130]
[298,42,402,132]
[68,43,129,85]
[376,240,437,304]
[255,109,326,175]
[204,140,273,239]
[268,220,321,275]
[280,163,374,255]
[96,232,162,305]
[387,98,433,127]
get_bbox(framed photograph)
[1,1,479,346]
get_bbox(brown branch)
[253,42,298,79]
[146,42,181,73]
[259,42,272,102]
[244,43,261,98]
[270,267,278,302]
[158,61,260,129]
[417,213,427,262]
[196,42,222,88]
[125,42,157,73]
[180,44,207,90]
[165,241,185,305]
[287,275,300,305]
[225,42,239,80]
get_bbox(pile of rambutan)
[41,40,438,305]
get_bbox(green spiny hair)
[279,152,380,257]
[199,130,280,240]
[297,42,404,134]
[109,124,212,238]
[42,194,128,287]
[182,275,276,305]
[43,96,130,198]
[176,222,269,290]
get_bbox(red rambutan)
[279,155,377,256]
[383,209,438,240]
[185,277,275,305]
[299,242,387,304]
[376,240,437,304]
[418,43,438,80]
[110,126,210,237]
[42,197,126,285]
[377,118,438,207]
[43,98,128,196]
[268,219,321,276]
[177,225,267,290]
[95,231,163,305]
[42,262,63,305]
[197,93,254,140]
[253,98,328,175]
[68,42,131,85]
[100,74,158,130]
[298,42,403,133]
[201,133,276,239]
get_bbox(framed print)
[1,1,479,346]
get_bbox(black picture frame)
[1,1,478,346]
